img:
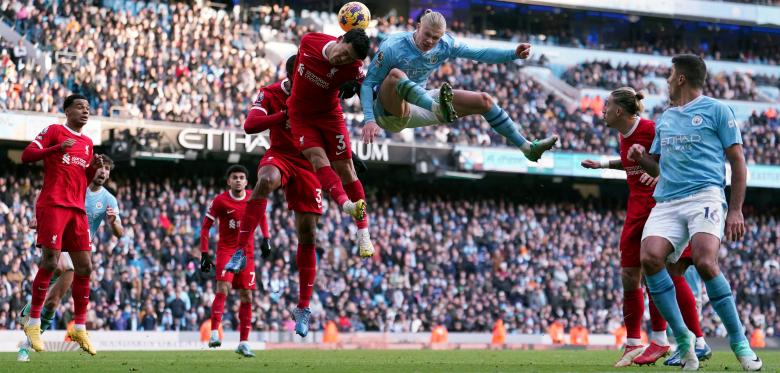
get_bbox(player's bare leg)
[210,281,231,348]
[67,250,95,355]
[303,147,365,221]
[660,258,711,365]
[450,89,557,161]
[378,68,456,123]
[333,158,373,258]
[292,212,319,337]
[235,289,255,357]
[640,237,698,370]
[614,266,647,367]
[24,247,61,352]
[690,233,761,371]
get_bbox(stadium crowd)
[1,1,779,164]
[0,167,776,340]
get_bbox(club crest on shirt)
[429,54,438,64]
[96,201,103,210]
[691,115,703,127]
[327,67,339,78]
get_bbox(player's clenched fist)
[60,138,76,151]
[515,43,531,59]
[627,144,646,162]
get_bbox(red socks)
[648,293,669,332]
[344,180,369,229]
[237,198,268,249]
[211,292,227,330]
[30,267,54,318]
[315,167,349,206]
[673,275,704,338]
[296,244,317,308]
[71,274,91,324]
[239,301,252,342]
[623,288,644,339]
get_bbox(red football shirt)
[33,124,94,213]
[620,117,656,203]
[287,32,364,120]
[205,190,253,254]
[252,79,299,156]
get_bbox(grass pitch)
[1,349,777,373]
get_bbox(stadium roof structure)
[506,0,780,26]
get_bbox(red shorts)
[290,116,352,161]
[215,249,257,290]
[620,198,655,268]
[680,245,692,259]
[36,206,91,251]
[258,150,322,215]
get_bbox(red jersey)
[32,124,94,213]
[248,79,298,155]
[620,118,656,200]
[287,32,364,120]
[205,190,253,253]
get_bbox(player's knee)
[387,68,407,82]
[640,251,664,274]
[333,160,357,182]
[477,92,495,111]
[40,256,59,272]
[74,262,92,277]
[239,290,252,303]
[256,174,279,195]
[217,282,231,294]
[692,256,720,280]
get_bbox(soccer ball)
[338,2,371,32]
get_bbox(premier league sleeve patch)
[374,51,384,67]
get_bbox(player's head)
[331,28,369,65]
[63,94,90,127]
[225,164,248,193]
[415,9,446,52]
[92,155,114,186]
[285,54,296,88]
[604,87,644,127]
[669,54,707,103]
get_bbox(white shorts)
[374,89,441,132]
[642,187,727,263]
[58,252,74,271]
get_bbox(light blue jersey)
[360,31,517,123]
[650,95,742,202]
[85,186,119,239]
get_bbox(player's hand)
[362,121,382,143]
[627,144,646,162]
[91,154,105,169]
[338,80,361,99]
[30,217,37,229]
[515,43,531,59]
[580,159,601,169]
[725,209,746,242]
[106,207,118,224]
[639,173,659,187]
[200,253,215,273]
[60,139,76,152]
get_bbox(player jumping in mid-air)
[629,54,762,371]
[231,54,325,337]
[20,94,105,356]
[581,87,710,367]
[287,29,374,258]
[17,156,123,362]
[359,9,557,161]
[200,165,257,357]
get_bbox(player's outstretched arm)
[724,144,747,241]
[581,159,624,170]
[627,144,660,177]
[452,37,525,64]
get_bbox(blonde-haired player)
[360,10,557,161]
